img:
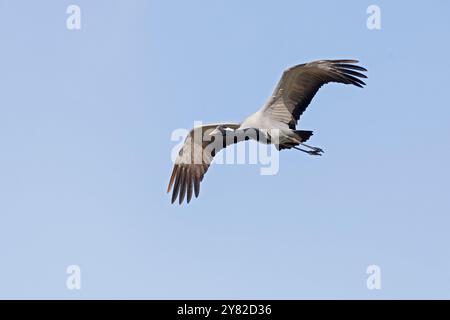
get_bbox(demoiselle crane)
[167,59,367,204]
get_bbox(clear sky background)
[0,0,449,299]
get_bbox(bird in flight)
[167,59,367,204]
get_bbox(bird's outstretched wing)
[167,123,240,204]
[261,59,367,129]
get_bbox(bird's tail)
[293,130,313,142]
[277,130,313,150]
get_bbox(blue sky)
[0,0,449,299]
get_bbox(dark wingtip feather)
[338,68,367,79]
[344,74,366,87]
[178,167,187,205]
[186,170,193,204]
[194,183,200,198]
[334,63,368,72]
[171,166,181,204]
[167,165,177,193]
[193,166,201,198]
[330,59,359,64]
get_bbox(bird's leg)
[300,143,324,154]
[293,146,322,156]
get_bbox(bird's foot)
[307,149,323,156]
[313,147,324,153]
[300,143,324,154]
[293,145,324,156]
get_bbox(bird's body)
[167,59,368,204]
[240,112,297,146]
[240,110,283,130]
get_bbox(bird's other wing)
[261,59,367,129]
[167,123,240,204]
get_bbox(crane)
[167,59,367,204]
